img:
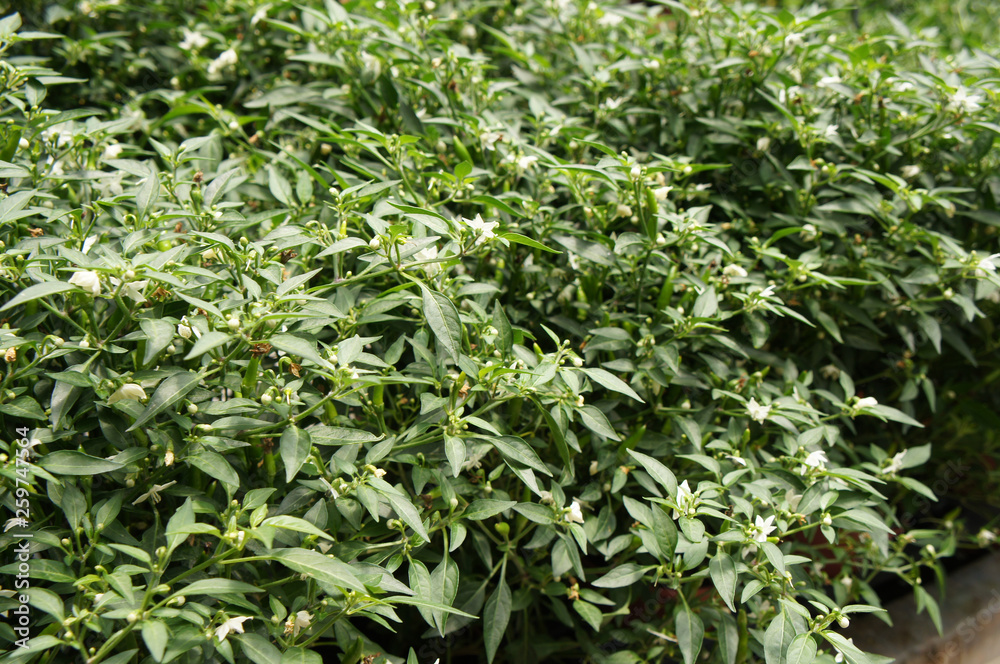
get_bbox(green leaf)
[266,548,366,593]
[376,486,430,541]
[444,434,466,477]
[38,451,123,475]
[164,498,195,557]
[136,172,159,220]
[489,435,552,476]
[914,584,943,635]
[141,620,168,662]
[573,599,603,631]
[865,404,924,428]
[464,499,516,521]
[268,334,335,370]
[821,631,895,664]
[577,404,620,440]
[260,515,334,541]
[580,367,644,402]
[25,588,64,623]
[127,371,202,431]
[483,576,511,663]
[183,331,232,360]
[1,281,76,312]
[280,648,323,664]
[491,300,513,354]
[187,450,240,489]
[500,232,561,253]
[238,634,282,664]
[717,613,739,664]
[268,166,294,206]
[308,425,383,445]
[675,605,704,664]
[626,449,678,496]
[280,426,311,483]
[763,611,793,664]
[0,396,46,420]
[420,284,463,363]
[172,578,262,598]
[786,634,818,664]
[140,319,175,367]
[761,542,786,576]
[592,563,649,588]
[709,551,737,612]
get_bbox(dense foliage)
[1,1,999,663]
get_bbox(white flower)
[753,514,777,543]
[653,186,673,201]
[4,517,28,532]
[517,155,538,170]
[207,48,238,80]
[947,87,983,114]
[413,245,440,276]
[251,7,268,26]
[179,28,208,51]
[285,610,313,636]
[361,52,381,78]
[132,480,177,506]
[215,616,251,642]
[108,383,147,405]
[110,277,149,303]
[723,264,748,278]
[757,285,777,299]
[816,75,842,88]
[601,97,624,111]
[460,23,477,40]
[823,124,839,139]
[820,364,840,379]
[463,214,499,244]
[597,11,624,27]
[784,32,804,48]
[565,499,585,524]
[883,451,906,475]
[673,480,698,519]
[102,143,124,160]
[756,137,771,152]
[373,467,386,478]
[802,450,828,471]
[18,137,29,150]
[69,271,101,296]
[43,124,74,148]
[975,253,1000,277]
[855,396,878,409]
[778,85,802,104]
[177,318,193,339]
[977,528,997,546]
[747,398,771,423]
[901,165,921,179]
[480,131,503,151]
[615,204,632,219]
[799,223,818,241]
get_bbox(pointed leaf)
[280,426,311,483]
[420,285,462,363]
[484,576,511,663]
[626,449,678,496]
[710,551,738,612]
[675,605,704,664]
[127,371,202,431]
